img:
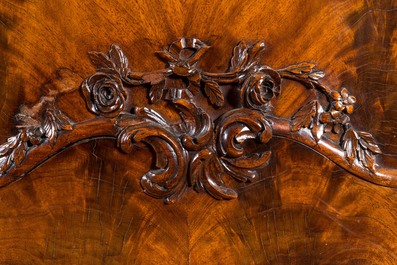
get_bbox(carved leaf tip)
[203,80,224,107]
[190,151,239,200]
[309,70,325,80]
[88,51,115,70]
[342,128,381,172]
[230,41,249,72]
[109,44,129,71]
[282,63,325,81]
[291,101,317,132]
[148,81,165,103]
[156,50,177,63]
[43,110,73,145]
[0,132,29,174]
[290,100,324,142]
[229,40,267,72]
[357,131,382,154]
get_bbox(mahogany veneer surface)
[0,0,397,264]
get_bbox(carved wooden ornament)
[1,38,396,204]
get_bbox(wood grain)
[0,0,397,264]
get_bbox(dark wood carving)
[1,38,396,203]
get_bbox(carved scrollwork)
[116,109,188,204]
[1,37,395,203]
[187,108,272,200]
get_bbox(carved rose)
[240,69,281,110]
[82,73,127,117]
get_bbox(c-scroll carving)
[0,38,396,203]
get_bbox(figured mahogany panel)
[0,0,396,264]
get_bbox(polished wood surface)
[1,0,397,264]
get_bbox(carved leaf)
[357,148,376,173]
[285,63,315,75]
[55,111,73,131]
[148,81,165,103]
[109,44,129,72]
[357,131,382,154]
[203,80,224,107]
[42,110,73,145]
[173,99,214,150]
[156,50,177,63]
[283,63,325,81]
[143,72,165,85]
[230,41,248,72]
[13,142,26,166]
[311,121,323,142]
[134,107,170,128]
[247,40,266,62]
[291,101,324,141]
[7,135,19,149]
[0,155,12,172]
[342,127,359,164]
[88,51,115,70]
[0,142,10,156]
[203,155,238,200]
[312,102,324,142]
[291,101,317,132]
[204,172,238,200]
[189,150,238,200]
[116,116,188,204]
[309,71,326,80]
[342,128,380,172]
[43,111,57,145]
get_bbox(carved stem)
[268,116,397,188]
[0,118,117,187]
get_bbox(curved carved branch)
[0,37,396,203]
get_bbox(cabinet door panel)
[0,1,396,264]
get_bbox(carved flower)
[320,110,350,133]
[153,38,212,101]
[157,38,209,77]
[331,88,356,114]
[81,73,127,117]
[240,69,281,110]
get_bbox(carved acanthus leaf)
[116,112,188,204]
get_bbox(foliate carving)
[43,109,73,145]
[116,109,188,204]
[0,108,73,176]
[81,44,143,117]
[1,37,395,203]
[113,99,271,203]
[290,86,381,173]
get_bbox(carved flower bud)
[240,69,281,110]
[82,73,127,117]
